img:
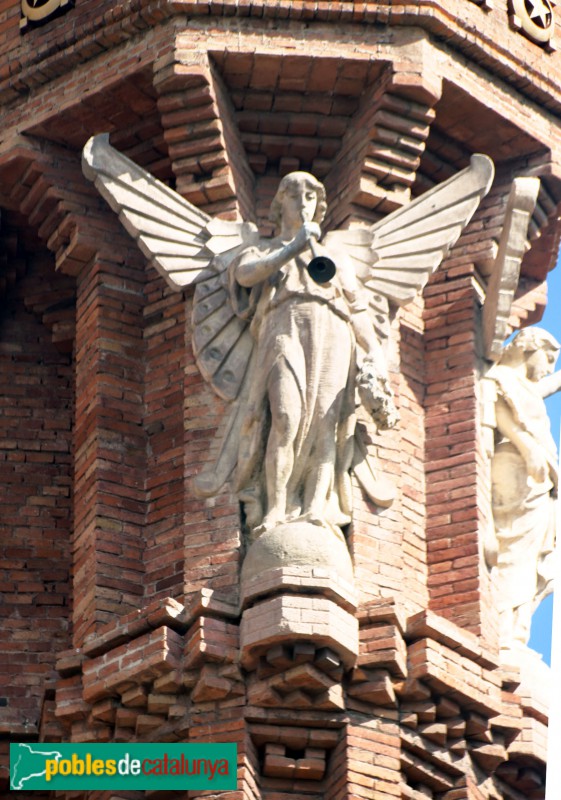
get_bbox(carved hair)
[269,171,327,227]
[500,326,560,364]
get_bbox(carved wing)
[324,154,494,308]
[82,134,260,401]
[82,133,258,290]
[192,259,255,401]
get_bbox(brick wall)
[1,4,560,798]
[0,229,73,738]
[73,250,148,643]
[143,271,188,601]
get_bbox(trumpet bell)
[307,255,336,284]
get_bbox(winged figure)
[83,135,494,537]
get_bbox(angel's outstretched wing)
[324,154,494,309]
[82,134,258,289]
[82,134,259,401]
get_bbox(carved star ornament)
[510,0,556,44]
[20,0,70,29]
[526,0,553,26]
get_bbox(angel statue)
[83,135,493,540]
[488,327,560,650]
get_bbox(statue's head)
[500,326,560,380]
[269,171,327,229]
[506,327,560,355]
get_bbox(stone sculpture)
[82,135,493,542]
[489,327,560,650]
[481,175,540,361]
[221,171,400,536]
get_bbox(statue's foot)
[298,512,347,542]
[251,511,345,541]
[239,489,263,533]
[299,511,327,527]
[251,512,284,537]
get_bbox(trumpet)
[307,237,336,284]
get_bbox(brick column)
[328,63,442,618]
[153,48,256,604]
[142,268,187,602]
[73,248,148,645]
[423,256,486,636]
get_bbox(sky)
[527,261,561,665]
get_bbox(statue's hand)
[357,360,399,430]
[525,448,548,483]
[293,222,322,252]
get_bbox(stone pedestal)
[240,522,358,669]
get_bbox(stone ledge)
[77,590,237,660]
[184,616,240,669]
[358,622,408,679]
[183,587,240,626]
[357,597,407,636]
[82,626,183,704]
[407,638,502,718]
[56,648,84,678]
[240,595,359,669]
[240,565,358,612]
[406,609,498,670]
[81,596,187,658]
[508,712,548,765]
[244,704,346,728]
[401,728,467,780]
[501,646,550,725]
[501,648,549,767]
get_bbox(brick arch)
[0,208,75,758]
[0,147,82,351]
[0,139,169,645]
[0,139,136,277]
[0,209,77,353]
[0,140,151,359]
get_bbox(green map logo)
[10,743,237,790]
[11,744,64,790]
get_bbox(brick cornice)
[2,1,561,119]
[0,5,185,105]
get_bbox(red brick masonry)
[1,2,559,797]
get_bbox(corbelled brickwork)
[1,1,560,798]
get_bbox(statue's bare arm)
[351,308,386,364]
[235,222,321,288]
[336,259,386,365]
[538,369,561,399]
[495,397,549,482]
